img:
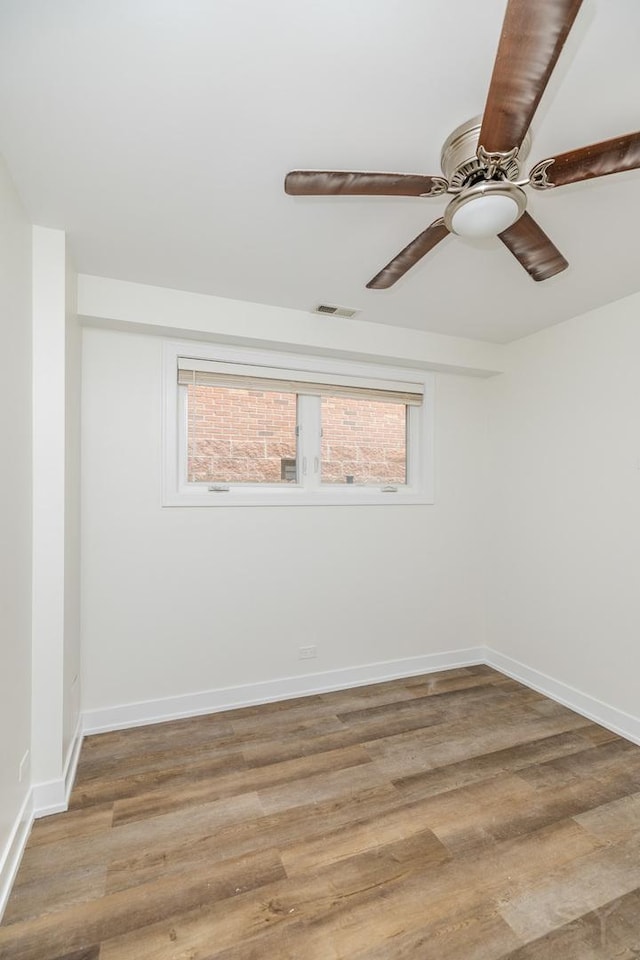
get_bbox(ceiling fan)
[285,0,640,288]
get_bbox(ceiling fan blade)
[498,211,568,281]
[529,131,640,188]
[479,0,583,154]
[285,171,447,198]
[366,219,449,289]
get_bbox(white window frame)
[162,339,434,507]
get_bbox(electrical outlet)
[19,749,30,783]
[298,645,317,660]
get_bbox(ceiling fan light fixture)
[444,181,527,238]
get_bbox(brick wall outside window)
[186,385,406,484]
[320,396,406,484]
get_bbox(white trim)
[32,716,84,818]
[0,788,34,922]
[0,717,83,921]
[162,339,435,507]
[0,718,83,919]
[485,648,640,747]
[64,718,85,795]
[31,779,67,818]
[84,648,640,741]
[82,647,484,734]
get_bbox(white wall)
[63,246,81,758]
[31,228,66,786]
[81,325,489,719]
[0,157,32,908]
[78,274,640,740]
[31,227,82,813]
[488,291,640,724]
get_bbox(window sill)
[162,485,433,507]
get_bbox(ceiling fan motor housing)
[440,116,531,238]
[440,116,531,188]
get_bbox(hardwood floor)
[2,665,640,959]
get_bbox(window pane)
[186,384,297,483]
[321,396,407,485]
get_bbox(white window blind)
[177,357,423,406]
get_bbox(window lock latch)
[208,484,230,493]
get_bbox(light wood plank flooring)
[2,665,640,959]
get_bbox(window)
[185,382,298,485]
[320,395,407,486]
[163,340,434,506]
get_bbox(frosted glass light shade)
[451,194,519,238]
[444,182,527,238]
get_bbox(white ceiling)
[1,0,639,343]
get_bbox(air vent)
[313,303,361,319]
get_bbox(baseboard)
[82,647,485,734]
[32,715,84,818]
[486,648,640,746]
[0,717,83,920]
[0,788,33,922]
[64,716,84,801]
